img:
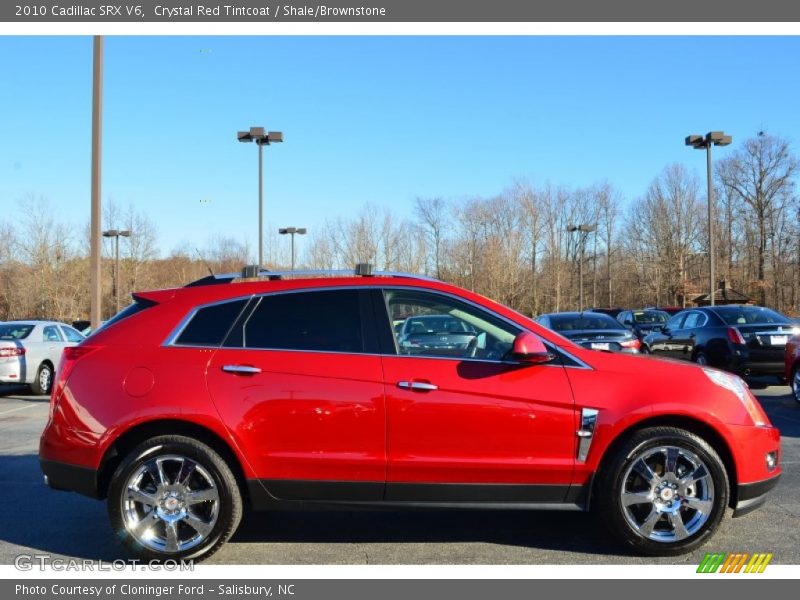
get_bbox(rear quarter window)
[174,299,250,346]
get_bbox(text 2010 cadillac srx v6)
[40,266,781,561]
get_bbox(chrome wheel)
[793,368,800,404]
[121,454,220,554]
[38,366,51,393]
[620,445,715,543]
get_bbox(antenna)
[194,248,215,276]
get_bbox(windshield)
[548,314,624,332]
[0,324,34,340]
[714,306,791,326]
[633,311,668,325]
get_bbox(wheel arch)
[592,414,738,509]
[96,419,250,503]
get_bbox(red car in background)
[39,267,781,561]
[786,335,800,404]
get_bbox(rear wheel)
[30,363,53,395]
[108,435,242,562]
[596,427,729,556]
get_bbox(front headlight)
[702,367,766,426]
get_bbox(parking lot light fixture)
[278,227,307,270]
[685,131,733,306]
[238,126,284,268]
[103,229,131,315]
[567,224,596,311]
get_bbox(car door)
[41,324,67,368]
[670,311,705,360]
[375,288,577,502]
[205,288,386,501]
[649,312,686,358]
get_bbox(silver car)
[0,321,85,395]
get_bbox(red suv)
[40,267,781,561]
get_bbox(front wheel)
[595,427,729,556]
[693,352,708,366]
[108,435,242,562]
[792,367,800,405]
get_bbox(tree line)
[0,131,798,323]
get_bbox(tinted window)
[61,326,85,343]
[632,311,668,325]
[682,312,707,329]
[244,290,363,353]
[666,313,686,329]
[714,306,791,326]
[0,324,34,340]
[385,289,519,360]
[99,297,156,332]
[176,299,249,346]
[548,314,625,331]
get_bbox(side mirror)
[511,332,553,364]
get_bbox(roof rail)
[183,263,440,287]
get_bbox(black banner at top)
[2,0,800,22]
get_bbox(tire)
[640,345,651,355]
[792,366,800,405]
[30,363,53,395]
[693,352,708,366]
[108,435,243,562]
[595,426,729,556]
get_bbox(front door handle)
[397,381,438,392]
[222,365,262,375]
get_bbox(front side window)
[384,289,519,361]
[243,290,364,353]
[666,313,686,330]
[61,326,85,343]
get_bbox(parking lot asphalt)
[0,381,798,565]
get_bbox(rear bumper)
[727,355,785,376]
[40,458,100,499]
[733,473,781,517]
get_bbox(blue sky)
[1,36,799,256]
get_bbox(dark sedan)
[617,309,670,342]
[398,314,478,356]
[535,312,641,353]
[642,305,800,378]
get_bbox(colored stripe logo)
[697,552,773,573]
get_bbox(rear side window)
[175,299,249,346]
[243,290,363,353]
[43,326,63,342]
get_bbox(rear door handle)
[397,381,438,392]
[222,365,262,375]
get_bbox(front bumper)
[733,473,781,517]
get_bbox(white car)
[0,321,85,395]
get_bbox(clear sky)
[1,36,799,256]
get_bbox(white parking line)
[0,403,42,417]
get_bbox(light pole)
[103,229,131,314]
[238,126,283,268]
[278,227,307,270]
[685,131,732,306]
[90,35,104,330]
[567,224,596,311]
